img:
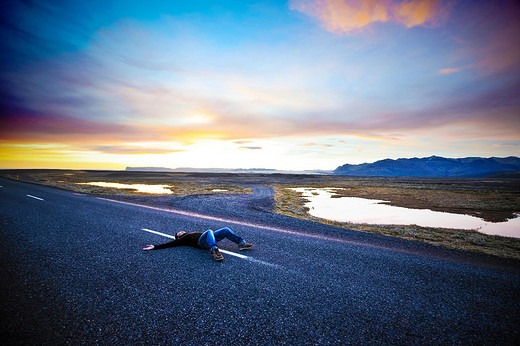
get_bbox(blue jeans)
[198,227,245,251]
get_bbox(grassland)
[0,169,252,196]
[272,175,520,222]
[273,185,520,260]
[2,169,519,259]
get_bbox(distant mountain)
[126,167,175,172]
[333,156,520,177]
[125,167,330,175]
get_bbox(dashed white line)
[26,194,44,201]
[141,228,279,267]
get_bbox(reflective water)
[292,188,520,238]
[78,182,173,194]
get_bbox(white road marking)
[100,196,374,248]
[26,194,44,201]
[102,196,427,259]
[102,196,425,259]
[142,228,176,239]
[219,249,248,259]
[102,197,307,235]
[141,228,279,267]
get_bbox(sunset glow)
[1,0,519,170]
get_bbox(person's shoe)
[211,248,224,262]
[238,242,254,251]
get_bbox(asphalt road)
[1,177,519,345]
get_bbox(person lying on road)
[142,227,253,262]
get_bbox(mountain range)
[333,156,520,177]
[126,156,520,178]
[125,167,328,174]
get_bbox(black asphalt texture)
[1,177,519,345]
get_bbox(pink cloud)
[1,112,125,139]
[438,67,460,74]
[0,110,167,144]
[395,0,446,28]
[88,145,184,155]
[290,0,447,35]
[491,143,518,148]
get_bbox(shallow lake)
[292,188,520,239]
[77,182,173,194]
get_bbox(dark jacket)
[153,232,203,250]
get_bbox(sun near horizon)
[1,0,519,171]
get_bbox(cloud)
[290,0,389,34]
[394,0,445,28]
[290,0,447,35]
[2,1,518,158]
[460,1,520,75]
[0,107,184,144]
[438,67,460,74]
[3,68,518,148]
[491,143,518,148]
[0,110,130,141]
[239,146,263,150]
[299,143,335,148]
[481,31,520,75]
[365,79,520,140]
[89,145,184,155]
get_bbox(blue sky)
[1,0,519,170]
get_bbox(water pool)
[292,188,520,238]
[77,182,173,194]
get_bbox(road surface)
[1,178,519,344]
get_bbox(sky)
[1,0,519,171]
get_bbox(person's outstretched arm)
[142,237,184,251]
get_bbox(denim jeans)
[198,227,245,251]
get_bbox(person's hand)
[143,245,155,251]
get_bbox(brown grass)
[3,169,519,259]
[272,185,520,260]
[0,170,252,196]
